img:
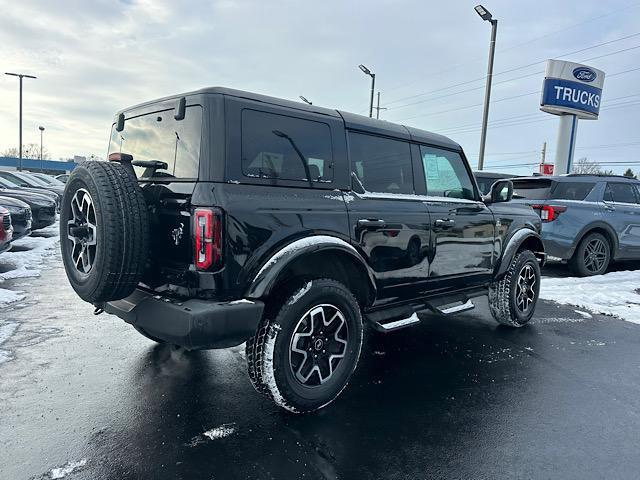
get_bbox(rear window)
[241,110,333,183]
[512,180,595,200]
[512,179,552,200]
[108,105,203,179]
[349,132,413,194]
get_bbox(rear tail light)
[532,204,567,222]
[194,208,223,270]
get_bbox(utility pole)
[541,141,546,165]
[5,72,37,171]
[39,126,45,172]
[474,5,498,171]
[374,92,387,119]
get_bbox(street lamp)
[358,64,376,118]
[299,95,312,105]
[474,5,498,171]
[5,72,37,171]
[39,126,45,171]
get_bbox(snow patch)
[203,423,237,440]
[0,288,26,306]
[533,317,585,324]
[574,310,593,319]
[540,270,640,324]
[229,299,255,305]
[49,459,88,479]
[262,324,296,412]
[288,281,312,305]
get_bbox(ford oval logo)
[573,67,596,82]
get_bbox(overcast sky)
[1,0,639,175]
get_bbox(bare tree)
[572,157,613,175]
[623,168,636,179]
[2,144,51,160]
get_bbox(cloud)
[0,0,639,174]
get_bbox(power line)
[386,40,640,112]
[384,2,640,95]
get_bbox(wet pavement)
[2,249,640,479]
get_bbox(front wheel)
[246,278,363,413]
[489,250,541,327]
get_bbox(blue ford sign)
[540,60,605,119]
[573,67,597,83]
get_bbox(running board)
[374,312,421,332]
[436,300,475,315]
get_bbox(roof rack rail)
[565,173,638,180]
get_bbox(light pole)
[39,126,45,171]
[474,5,497,171]
[5,72,37,171]
[299,96,313,105]
[358,64,376,118]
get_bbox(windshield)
[108,105,203,180]
[0,176,21,189]
[14,172,49,187]
[34,174,65,186]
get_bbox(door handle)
[357,219,386,229]
[604,203,616,211]
[435,218,455,228]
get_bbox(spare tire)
[60,161,149,303]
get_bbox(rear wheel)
[246,278,363,413]
[60,161,149,303]
[569,232,610,277]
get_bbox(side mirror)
[174,97,186,121]
[115,113,125,132]
[484,179,513,204]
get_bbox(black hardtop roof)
[513,174,640,183]
[118,86,461,151]
[473,171,515,178]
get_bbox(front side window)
[605,183,639,204]
[348,132,413,194]
[420,146,475,200]
[108,105,202,179]
[241,110,333,182]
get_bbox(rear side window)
[550,182,595,201]
[348,132,413,194]
[605,183,639,203]
[241,110,333,182]
[109,105,202,179]
[512,179,552,200]
[420,146,475,200]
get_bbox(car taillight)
[532,204,567,222]
[194,208,223,270]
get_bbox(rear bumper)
[103,289,264,350]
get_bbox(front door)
[604,182,640,258]
[346,131,431,304]
[417,145,495,288]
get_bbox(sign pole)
[554,114,579,174]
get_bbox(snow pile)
[49,458,88,479]
[0,321,19,364]
[0,221,59,306]
[203,423,237,440]
[540,270,640,324]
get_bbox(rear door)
[603,182,640,258]
[346,131,431,303]
[416,145,495,288]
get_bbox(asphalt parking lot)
[2,245,640,480]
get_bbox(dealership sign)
[540,60,605,119]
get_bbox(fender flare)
[245,235,377,301]
[570,221,619,257]
[494,228,545,280]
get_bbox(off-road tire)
[569,232,610,277]
[489,250,540,327]
[246,278,363,413]
[60,161,149,303]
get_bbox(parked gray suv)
[511,174,640,276]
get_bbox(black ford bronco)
[60,87,545,413]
